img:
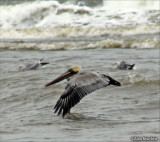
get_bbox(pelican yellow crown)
[70,65,81,72]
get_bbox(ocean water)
[0,0,160,141]
[0,48,159,141]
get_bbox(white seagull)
[18,59,49,71]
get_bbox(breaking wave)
[0,37,159,50]
[0,24,159,38]
[0,1,159,50]
[121,73,159,86]
[0,1,159,28]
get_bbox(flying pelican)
[45,65,121,118]
[18,59,49,71]
[114,61,135,70]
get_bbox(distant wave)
[0,24,159,38]
[0,1,159,50]
[0,37,159,50]
[0,1,92,28]
[0,1,159,28]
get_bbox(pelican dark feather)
[45,65,121,118]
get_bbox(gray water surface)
[0,48,159,141]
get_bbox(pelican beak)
[45,69,76,87]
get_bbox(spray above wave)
[0,1,159,28]
[0,1,92,28]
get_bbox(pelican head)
[45,65,81,87]
[70,65,82,72]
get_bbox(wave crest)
[0,37,159,50]
[0,1,159,28]
[122,73,159,85]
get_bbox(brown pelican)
[114,61,135,70]
[45,65,121,118]
[18,59,49,71]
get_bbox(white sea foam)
[0,0,159,28]
[0,24,159,39]
[0,0,159,50]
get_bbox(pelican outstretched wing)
[54,71,113,117]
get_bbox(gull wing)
[28,63,40,70]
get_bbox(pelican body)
[45,65,121,118]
